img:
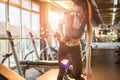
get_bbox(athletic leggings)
[57,42,83,80]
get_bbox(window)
[22,10,30,29]
[9,6,20,26]
[10,0,20,4]
[0,0,40,67]
[0,3,5,22]
[9,6,21,36]
[22,10,30,36]
[0,3,5,36]
[32,2,39,12]
[32,13,40,35]
[22,0,31,10]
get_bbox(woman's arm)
[84,0,93,80]
[58,13,73,42]
[85,28,92,70]
[58,21,64,42]
[84,25,93,80]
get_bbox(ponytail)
[86,0,93,44]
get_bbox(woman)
[57,0,93,80]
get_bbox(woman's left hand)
[83,68,93,80]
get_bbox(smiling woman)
[57,0,93,80]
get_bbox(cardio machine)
[3,30,58,77]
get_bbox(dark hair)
[74,0,88,8]
[73,0,88,18]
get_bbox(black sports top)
[65,17,87,39]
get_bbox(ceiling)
[95,0,120,25]
[50,0,120,26]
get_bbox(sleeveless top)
[64,16,87,39]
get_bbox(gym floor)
[26,49,120,80]
[92,49,120,80]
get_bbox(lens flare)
[61,59,69,65]
[60,59,69,68]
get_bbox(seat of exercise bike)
[20,60,58,66]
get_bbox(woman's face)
[73,5,85,20]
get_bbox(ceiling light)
[112,13,116,25]
[112,13,116,20]
[113,8,117,12]
[112,20,114,25]
[114,0,118,5]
